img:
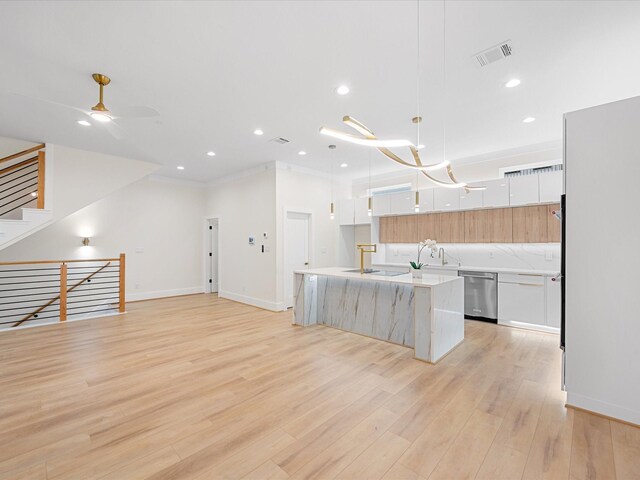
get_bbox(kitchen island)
[293,267,464,363]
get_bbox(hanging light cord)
[416,0,421,147]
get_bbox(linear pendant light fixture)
[329,144,336,220]
[318,0,485,192]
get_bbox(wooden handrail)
[0,156,38,176]
[0,143,45,166]
[0,257,121,266]
[12,261,112,327]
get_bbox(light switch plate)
[135,247,144,253]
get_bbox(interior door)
[284,212,310,308]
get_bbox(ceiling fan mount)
[91,73,111,113]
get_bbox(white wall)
[0,135,38,158]
[0,176,206,301]
[275,164,351,307]
[48,144,159,220]
[205,166,278,310]
[565,96,640,425]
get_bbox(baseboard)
[126,287,204,302]
[498,319,560,334]
[566,391,640,426]
[218,290,284,312]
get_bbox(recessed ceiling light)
[253,129,264,136]
[90,112,112,123]
[177,166,185,170]
[505,78,521,88]
[298,151,307,156]
[523,117,536,123]
[336,85,350,95]
[207,151,215,157]
[416,144,425,150]
[77,120,91,126]
[340,163,348,168]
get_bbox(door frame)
[204,216,220,294]
[282,207,313,309]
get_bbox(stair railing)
[0,253,125,329]
[0,143,46,217]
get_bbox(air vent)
[270,137,290,144]
[473,40,512,67]
[505,164,563,178]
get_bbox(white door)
[209,220,219,293]
[284,212,310,308]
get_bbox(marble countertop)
[294,267,462,288]
[372,262,559,277]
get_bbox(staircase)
[0,143,53,248]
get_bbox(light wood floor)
[0,294,638,480]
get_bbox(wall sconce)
[82,237,90,246]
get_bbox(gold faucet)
[356,243,377,274]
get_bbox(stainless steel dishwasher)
[458,270,498,323]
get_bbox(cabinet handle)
[516,282,543,286]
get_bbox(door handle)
[304,262,309,265]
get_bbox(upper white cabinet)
[459,184,483,210]
[509,175,539,206]
[434,188,460,211]
[418,189,435,213]
[539,170,563,203]
[482,178,510,207]
[388,191,414,215]
[338,199,355,226]
[354,197,372,225]
[372,194,390,217]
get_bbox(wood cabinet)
[464,210,490,243]
[487,208,513,243]
[436,212,464,243]
[417,213,438,240]
[512,205,548,243]
[379,205,554,244]
[379,215,418,244]
[547,203,561,243]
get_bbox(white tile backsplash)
[383,243,560,272]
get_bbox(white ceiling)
[1,1,640,182]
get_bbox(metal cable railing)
[0,144,45,218]
[0,254,126,329]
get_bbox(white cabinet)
[338,199,354,226]
[418,189,435,212]
[539,170,563,203]
[459,184,483,210]
[545,276,561,328]
[388,192,414,215]
[498,281,546,326]
[509,175,540,206]
[482,178,510,208]
[424,266,458,277]
[434,188,460,211]
[354,197,371,225]
[372,194,390,217]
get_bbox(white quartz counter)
[293,267,464,363]
[372,263,559,277]
[293,267,461,288]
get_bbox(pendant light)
[329,144,336,220]
[414,172,420,213]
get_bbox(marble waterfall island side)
[292,267,464,363]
